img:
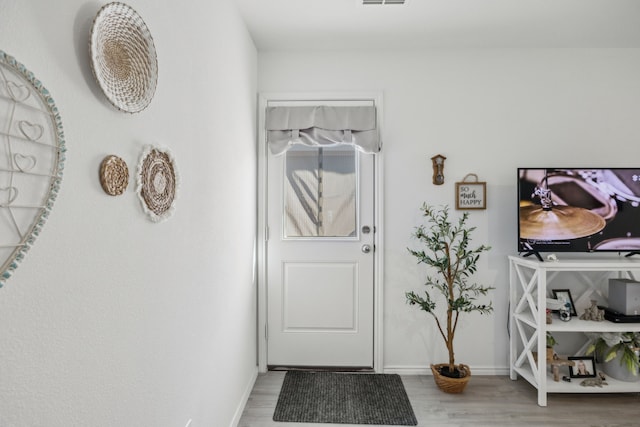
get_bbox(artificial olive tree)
[406,204,494,377]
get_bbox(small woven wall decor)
[136,146,178,222]
[89,2,158,113]
[99,155,129,196]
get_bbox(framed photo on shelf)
[569,356,596,378]
[552,289,577,317]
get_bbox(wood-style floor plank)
[238,371,640,427]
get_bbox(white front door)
[266,142,376,368]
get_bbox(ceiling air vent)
[363,0,406,5]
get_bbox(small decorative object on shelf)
[136,145,178,222]
[455,173,486,210]
[0,50,66,288]
[580,300,605,321]
[99,155,129,196]
[89,2,158,113]
[549,357,575,382]
[559,302,571,322]
[580,373,608,388]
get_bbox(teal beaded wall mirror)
[0,50,66,288]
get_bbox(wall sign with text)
[455,174,486,210]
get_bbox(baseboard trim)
[383,365,510,376]
[230,365,259,427]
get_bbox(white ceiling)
[233,0,640,51]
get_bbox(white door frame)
[257,92,384,373]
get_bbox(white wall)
[0,1,257,426]
[258,49,640,373]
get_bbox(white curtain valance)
[265,105,380,155]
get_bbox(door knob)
[361,244,372,254]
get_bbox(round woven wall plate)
[99,155,129,196]
[89,2,158,113]
[136,146,178,222]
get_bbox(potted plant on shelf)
[405,203,493,393]
[586,332,640,382]
[546,331,558,361]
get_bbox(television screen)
[518,168,640,255]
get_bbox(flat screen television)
[518,168,640,260]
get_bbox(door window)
[283,145,358,239]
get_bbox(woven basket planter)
[431,363,471,393]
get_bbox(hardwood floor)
[238,371,640,427]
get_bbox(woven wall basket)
[430,363,471,393]
[136,146,178,222]
[99,155,129,196]
[89,2,158,113]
